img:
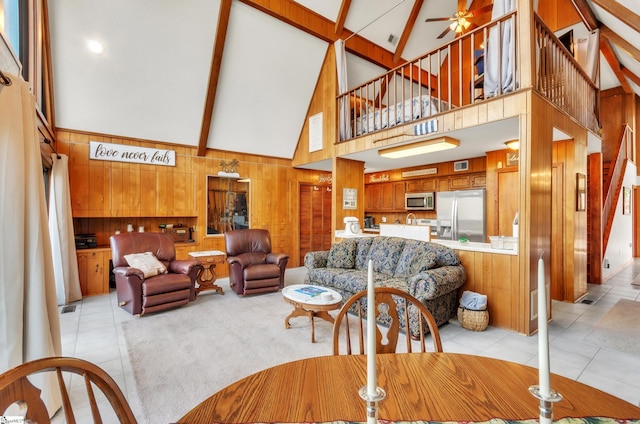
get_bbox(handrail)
[337,11,518,142]
[602,124,633,251]
[533,16,599,133]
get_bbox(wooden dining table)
[177,352,640,423]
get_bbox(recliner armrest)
[113,266,144,280]
[266,252,289,266]
[168,259,199,275]
[227,254,250,269]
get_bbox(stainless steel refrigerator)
[436,189,486,242]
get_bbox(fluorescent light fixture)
[505,139,520,150]
[379,137,460,159]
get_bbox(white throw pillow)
[124,252,168,278]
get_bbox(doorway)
[299,184,332,265]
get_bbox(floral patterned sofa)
[304,236,466,336]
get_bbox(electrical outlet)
[604,259,610,269]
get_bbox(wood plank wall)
[57,129,329,272]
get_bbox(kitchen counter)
[432,239,518,255]
[379,223,431,241]
[334,230,378,240]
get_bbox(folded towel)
[460,290,487,311]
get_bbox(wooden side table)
[188,250,226,295]
[282,284,342,343]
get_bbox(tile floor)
[57,261,640,422]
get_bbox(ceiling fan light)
[463,18,471,29]
[449,21,458,31]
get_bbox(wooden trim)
[592,0,640,33]
[601,26,640,63]
[568,0,599,30]
[599,35,633,94]
[393,0,423,64]
[197,0,232,157]
[334,0,351,35]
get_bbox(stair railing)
[602,124,633,251]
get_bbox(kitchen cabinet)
[366,182,405,212]
[406,178,437,192]
[77,250,110,296]
[448,172,486,190]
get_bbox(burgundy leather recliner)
[224,229,289,296]
[110,232,202,315]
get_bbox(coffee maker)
[364,216,374,229]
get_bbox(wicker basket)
[457,306,489,331]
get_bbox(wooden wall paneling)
[551,162,565,300]
[456,250,519,332]
[587,153,603,283]
[292,45,337,167]
[67,133,90,216]
[333,158,365,237]
[635,186,640,258]
[497,169,519,237]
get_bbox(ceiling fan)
[425,1,493,39]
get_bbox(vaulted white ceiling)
[47,0,640,172]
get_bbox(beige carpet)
[122,267,337,424]
[585,299,640,355]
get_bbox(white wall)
[603,162,637,278]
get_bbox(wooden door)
[551,163,565,300]
[299,184,332,265]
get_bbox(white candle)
[538,254,551,399]
[367,259,377,398]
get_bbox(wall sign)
[309,112,323,152]
[89,141,176,166]
[343,188,357,210]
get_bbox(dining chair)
[0,356,137,423]
[332,287,443,355]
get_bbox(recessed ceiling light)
[87,39,105,55]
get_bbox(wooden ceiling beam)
[599,36,633,94]
[601,26,640,62]
[198,0,232,156]
[393,0,423,64]
[335,0,351,35]
[568,0,599,30]
[237,0,439,88]
[592,0,640,33]
[621,66,640,88]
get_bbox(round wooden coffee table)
[282,284,342,343]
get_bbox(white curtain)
[49,154,82,305]
[484,0,516,97]
[335,39,351,141]
[0,72,62,415]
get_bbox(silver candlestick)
[359,386,386,424]
[529,385,562,424]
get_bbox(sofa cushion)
[393,240,438,279]
[327,239,357,269]
[427,242,461,266]
[124,252,167,278]
[354,237,374,270]
[367,237,406,276]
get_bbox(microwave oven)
[405,192,435,210]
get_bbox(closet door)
[299,184,332,266]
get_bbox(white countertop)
[334,230,377,239]
[431,239,518,255]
